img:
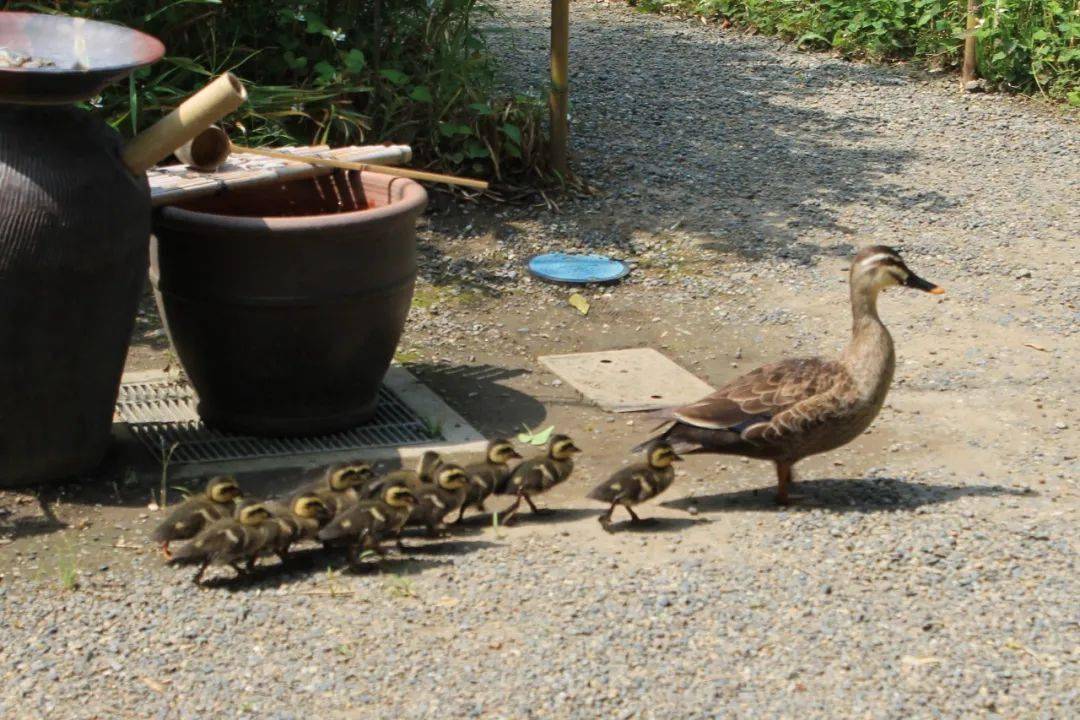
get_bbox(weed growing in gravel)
[382,574,418,599]
[56,541,79,592]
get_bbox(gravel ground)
[2,1,1078,718]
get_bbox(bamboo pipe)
[549,0,570,174]
[230,143,489,190]
[122,74,247,175]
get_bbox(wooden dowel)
[550,0,570,174]
[962,0,979,89]
[230,143,489,190]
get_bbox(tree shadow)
[481,3,959,268]
[663,477,1033,514]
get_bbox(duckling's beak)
[568,445,583,453]
[508,449,523,459]
[904,272,945,294]
[671,453,685,462]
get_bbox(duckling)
[171,500,282,584]
[317,478,418,566]
[266,493,333,561]
[416,450,444,483]
[151,475,242,557]
[298,462,375,515]
[498,434,582,523]
[587,442,682,532]
[456,439,522,522]
[407,464,470,536]
[636,246,944,504]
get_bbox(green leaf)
[164,56,211,76]
[305,12,328,34]
[1068,91,1080,108]
[343,49,365,73]
[465,141,489,159]
[500,123,522,145]
[517,424,555,446]
[468,102,494,115]
[409,85,434,103]
[314,61,337,82]
[438,122,473,137]
[380,69,409,86]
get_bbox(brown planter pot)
[150,170,426,436]
[0,105,150,486]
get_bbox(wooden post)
[550,0,570,175]
[961,0,979,88]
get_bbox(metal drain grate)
[115,378,441,465]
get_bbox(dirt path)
[2,1,1077,717]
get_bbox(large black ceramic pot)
[0,11,163,485]
[0,105,150,484]
[150,170,426,436]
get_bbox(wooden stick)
[230,143,489,190]
[549,0,570,174]
[961,0,979,89]
[122,74,247,175]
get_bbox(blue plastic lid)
[527,252,629,284]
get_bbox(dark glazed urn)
[151,170,426,436]
[0,105,150,485]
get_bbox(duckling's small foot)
[523,495,552,515]
[192,561,209,586]
[426,523,450,538]
[500,497,523,525]
[598,508,615,534]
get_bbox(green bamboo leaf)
[409,85,434,103]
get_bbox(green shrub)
[637,0,1079,104]
[7,0,550,181]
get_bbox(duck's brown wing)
[645,358,852,453]
[675,358,844,429]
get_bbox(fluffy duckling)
[498,434,582,523]
[456,439,522,522]
[416,450,444,483]
[171,500,282,584]
[587,442,682,532]
[266,493,334,561]
[151,475,242,557]
[407,464,470,536]
[299,462,375,515]
[317,478,418,566]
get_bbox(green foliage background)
[636,0,1079,104]
[5,0,550,181]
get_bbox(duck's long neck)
[843,283,896,397]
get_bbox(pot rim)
[156,173,427,233]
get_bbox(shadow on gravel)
[663,478,1033,514]
[403,361,548,437]
[502,507,598,526]
[489,7,960,266]
[604,516,705,534]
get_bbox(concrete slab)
[115,365,488,480]
[539,347,714,412]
